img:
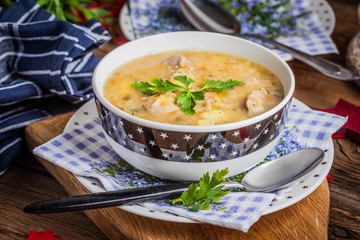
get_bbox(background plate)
[64,98,334,223]
[119,0,336,42]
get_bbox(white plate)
[119,0,336,41]
[311,0,336,34]
[119,3,135,41]
[64,98,334,223]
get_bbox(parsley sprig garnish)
[169,168,230,212]
[130,75,242,116]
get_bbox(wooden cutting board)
[25,112,330,240]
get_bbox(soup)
[103,50,284,125]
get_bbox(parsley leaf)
[130,75,242,116]
[173,75,195,88]
[201,79,242,92]
[129,81,155,94]
[169,168,230,212]
[189,90,205,101]
[176,91,197,116]
[130,77,184,94]
[149,77,184,93]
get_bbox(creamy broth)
[103,50,284,125]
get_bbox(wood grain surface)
[0,0,359,239]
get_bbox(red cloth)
[84,1,129,46]
[326,174,333,182]
[24,230,61,240]
[317,99,360,144]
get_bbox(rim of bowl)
[93,31,295,133]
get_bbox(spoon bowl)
[178,0,359,81]
[178,0,239,35]
[240,147,325,192]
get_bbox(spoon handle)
[23,182,190,214]
[240,33,359,81]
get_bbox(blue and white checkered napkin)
[0,0,110,175]
[129,0,338,61]
[33,104,346,232]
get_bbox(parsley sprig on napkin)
[170,168,230,212]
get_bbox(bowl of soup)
[92,31,295,181]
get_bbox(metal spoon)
[23,148,324,214]
[178,0,359,81]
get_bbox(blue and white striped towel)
[0,0,110,175]
[33,104,346,232]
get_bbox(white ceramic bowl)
[92,31,295,181]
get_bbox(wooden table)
[0,0,359,239]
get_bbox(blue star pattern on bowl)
[95,96,290,163]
